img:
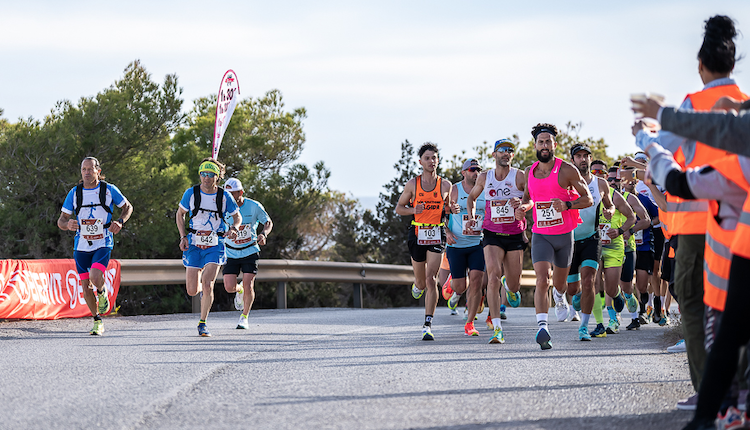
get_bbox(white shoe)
[234,282,244,311]
[568,307,580,322]
[554,290,568,322]
[236,314,249,329]
[667,339,686,353]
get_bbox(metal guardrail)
[119,259,537,311]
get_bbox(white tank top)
[482,167,525,234]
[574,175,602,241]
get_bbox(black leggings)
[693,254,750,422]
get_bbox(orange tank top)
[412,175,444,226]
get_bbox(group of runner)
[398,124,675,350]
[58,157,272,337]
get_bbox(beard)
[536,149,554,163]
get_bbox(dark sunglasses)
[200,171,217,178]
[495,146,514,153]
[607,177,620,182]
[467,167,482,172]
[591,169,606,175]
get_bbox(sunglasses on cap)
[467,167,482,172]
[495,146,514,153]
[200,171,217,178]
[591,169,606,175]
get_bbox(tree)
[512,122,614,170]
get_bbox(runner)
[600,168,636,335]
[445,159,486,338]
[588,160,610,337]
[565,144,614,341]
[516,124,593,349]
[396,142,458,341]
[176,158,241,337]
[467,139,528,344]
[221,178,273,330]
[57,157,133,335]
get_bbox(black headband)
[533,127,557,140]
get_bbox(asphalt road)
[1,306,693,430]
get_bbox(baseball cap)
[462,159,480,171]
[224,178,243,192]
[570,144,592,158]
[494,139,515,151]
[634,152,649,163]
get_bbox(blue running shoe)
[591,323,607,338]
[613,292,625,313]
[198,322,211,337]
[411,283,424,300]
[489,327,505,344]
[505,287,521,309]
[578,325,591,341]
[422,326,434,341]
[536,326,552,350]
[625,293,638,314]
[571,292,582,312]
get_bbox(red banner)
[0,259,120,320]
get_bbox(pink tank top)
[528,157,581,235]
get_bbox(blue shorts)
[74,248,111,279]
[446,245,485,279]
[182,244,227,269]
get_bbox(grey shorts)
[531,231,574,268]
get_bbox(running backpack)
[188,185,226,236]
[73,181,113,228]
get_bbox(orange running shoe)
[441,274,454,300]
[464,321,479,336]
[485,314,493,330]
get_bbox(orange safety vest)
[703,156,750,311]
[666,84,748,236]
[411,175,444,230]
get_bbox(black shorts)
[653,227,665,261]
[569,234,602,276]
[620,250,635,283]
[660,240,674,282]
[635,250,655,275]
[223,253,260,275]
[407,226,446,263]
[446,245,485,278]
[481,230,527,252]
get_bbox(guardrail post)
[277,282,287,309]
[353,283,363,308]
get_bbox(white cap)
[224,178,243,192]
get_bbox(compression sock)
[593,293,604,324]
[654,296,662,318]
[640,293,648,313]
[607,306,617,321]
[424,315,433,327]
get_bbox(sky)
[3,1,750,209]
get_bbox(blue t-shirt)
[224,198,270,258]
[179,187,239,247]
[61,182,127,252]
[636,192,660,252]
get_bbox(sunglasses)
[467,167,482,172]
[607,177,620,182]
[495,146,514,153]
[591,169,606,175]
[200,171,217,178]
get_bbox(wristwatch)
[565,201,572,210]
[617,227,625,236]
[629,228,635,235]
[117,218,124,224]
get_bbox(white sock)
[492,318,502,330]
[631,312,639,319]
[536,313,548,327]
[660,296,666,311]
[648,293,654,307]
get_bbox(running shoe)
[613,292,625,313]
[536,326,552,350]
[571,292,582,312]
[198,322,211,337]
[90,319,104,336]
[554,290,568,322]
[478,296,485,315]
[449,308,458,316]
[667,339,686,353]
[447,292,460,311]
[500,310,507,320]
[97,289,109,315]
[504,277,521,308]
[638,313,649,325]
[676,393,698,411]
[489,327,505,344]
[234,283,244,311]
[463,308,469,321]
[568,307,580,322]
[625,293,638,314]
[591,323,607,338]
[485,314,493,330]
[717,406,744,430]
[422,325,434,341]
[237,314,249,330]
[578,325,591,341]
[646,305,654,322]
[464,321,479,336]
[606,318,619,334]
[411,283,423,299]
[626,319,641,330]
[441,276,454,300]
[659,315,670,326]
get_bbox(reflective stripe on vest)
[703,210,732,311]
[667,200,708,213]
[732,203,750,259]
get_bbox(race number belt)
[411,221,443,245]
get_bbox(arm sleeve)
[660,107,750,157]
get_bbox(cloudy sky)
[2,1,750,207]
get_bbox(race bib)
[461,214,482,236]
[599,223,612,245]
[417,225,441,245]
[535,202,563,228]
[234,224,255,245]
[81,218,105,241]
[634,229,643,246]
[192,230,219,247]
[491,200,514,224]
